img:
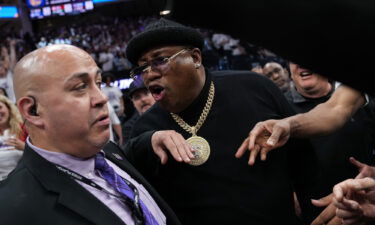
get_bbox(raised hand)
[235,119,291,165]
[333,178,375,224]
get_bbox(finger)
[248,123,265,149]
[342,198,360,210]
[333,179,354,202]
[311,194,333,207]
[342,217,363,225]
[311,203,336,225]
[170,134,191,163]
[327,216,343,225]
[4,140,15,146]
[172,133,195,159]
[235,138,249,158]
[248,145,260,166]
[153,146,169,164]
[260,147,270,161]
[336,208,359,220]
[349,157,365,169]
[334,178,375,201]
[162,136,184,162]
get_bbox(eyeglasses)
[130,48,189,80]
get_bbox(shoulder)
[211,70,277,88]
[130,104,169,136]
[0,165,38,203]
[210,70,282,95]
[0,167,49,221]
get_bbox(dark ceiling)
[165,0,375,96]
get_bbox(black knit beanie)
[126,18,204,65]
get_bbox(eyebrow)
[138,49,170,63]
[68,69,102,81]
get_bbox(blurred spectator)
[3,14,289,78]
[102,73,124,116]
[0,95,25,180]
[108,103,123,146]
[262,62,291,93]
[284,63,375,222]
[0,39,17,103]
[113,51,132,73]
[251,62,263,74]
[98,45,114,72]
[122,79,155,144]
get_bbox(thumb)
[266,128,282,146]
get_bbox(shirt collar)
[27,137,95,176]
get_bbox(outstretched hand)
[311,194,342,225]
[235,119,291,165]
[151,130,195,164]
[333,177,375,224]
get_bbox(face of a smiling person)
[0,101,10,130]
[290,62,329,95]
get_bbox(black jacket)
[0,142,181,225]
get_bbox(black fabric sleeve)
[286,137,321,224]
[123,130,160,177]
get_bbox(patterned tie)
[95,153,159,225]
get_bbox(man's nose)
[143,67,162,82]
[92,86,108,107]
[271,72,280,79]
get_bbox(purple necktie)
[95,153,159,225]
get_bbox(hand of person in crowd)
[333,177,375,225]
[1,46,8,65]
[311,194,342,225]
[235,119,291,165]
[151,130,195,164]
[4,137,25,150]
[8,39,17,47]
[350,157,375,179]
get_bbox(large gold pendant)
[186,136,210,166]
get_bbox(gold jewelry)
[170,81,215,166]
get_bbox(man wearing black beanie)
[124,18,320,225]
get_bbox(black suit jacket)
[0,142,181,225]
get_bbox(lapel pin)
[112,153,123,160]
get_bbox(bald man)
[0,45,181,225]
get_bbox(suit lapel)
[23,145,126,225]
[104,142,181,225]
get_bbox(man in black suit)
[0,44,181,225]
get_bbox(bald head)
[13,44,109,157]
[13,44,95,101]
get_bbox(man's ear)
[190,48,202,65]
[18,96,44,127]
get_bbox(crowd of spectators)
[1,15,288,79]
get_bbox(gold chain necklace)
[170,81,215,166]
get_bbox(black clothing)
[122,112,140,144]
[125,70,320,225]
[285,84,375,217]
[0,142,181,225]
